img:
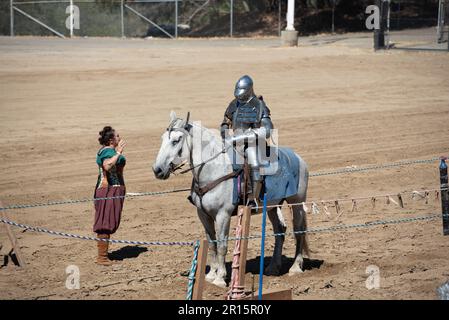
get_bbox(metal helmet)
[234,75,255,103]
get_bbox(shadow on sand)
[217,255,324,285]
[108,246,148,261]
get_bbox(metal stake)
[440,157,449,235]
[10,0,14,37]
[230,0,233,37]
[258,193,268,301]
[69,0,73,38]
[121,0,125,38]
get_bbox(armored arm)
[257,116,273,140]
[220,101,236,140]
[220,116,231,140]
[255,102,273,139]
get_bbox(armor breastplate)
[232,98,261,130]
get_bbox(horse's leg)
[265,207,287,276]
[196,209,218,283]
[289,201,309,275]
[289,154,309,275]
[213,209,231,288]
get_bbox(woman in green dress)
[94,126,126,266]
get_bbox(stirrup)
[246,197,259,210]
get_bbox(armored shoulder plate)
[260,100,271,119]
[225,99,238,122]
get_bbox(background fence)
[386,0,449,51]
[1,0,285,38]
[2,1,445,39]
[1,0,448,50]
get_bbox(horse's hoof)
[212,278,227,288]
[288,264,304,276]
[205,272,216,283]
[264,264,281,276]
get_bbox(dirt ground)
[0,32,448,300]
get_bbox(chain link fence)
[386,0,449,51]
[0,0,285,38]
[1,0,447,47]
[0,1,406,39]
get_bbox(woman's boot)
[96,234,113,266]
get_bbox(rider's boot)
[247,169,263,208]
[251,180,263,208]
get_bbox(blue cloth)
[263,147,300,201]
[231,146,300,204]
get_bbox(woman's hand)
[116,139,126,154]
[103,139,126,171]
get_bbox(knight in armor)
[220,75,274,204]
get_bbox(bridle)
[165,113,241,211]
[166,114,192,175]
[166,112,230,176]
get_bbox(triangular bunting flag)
[335,200,344,219]
[387,196,398,206]
[322,201,330,216]
[302,202,309,213]
[335,200,340,215]
[351,199,358,212]
[412,191,425,200]
[312,202,320,215]
[397,193,404,208]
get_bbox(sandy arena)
[0,33,449,300]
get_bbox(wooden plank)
[243,288,292,300]
[238,206,251,289]
[0,201,26,268]
[192,239,208,300]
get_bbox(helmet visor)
[234,87,248,100]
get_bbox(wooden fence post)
[439,158,449,235]
[0,201,26,267]
[237,205,252,289]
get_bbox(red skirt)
[93,186,125,234]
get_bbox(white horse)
[152,111,309,288]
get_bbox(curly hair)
[98,126,115,146]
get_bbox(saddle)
[187,146,300,215]
[186,157,257,216]
[230,159,266,215]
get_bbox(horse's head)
[152,111,191,180]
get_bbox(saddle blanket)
[233,146,300,204]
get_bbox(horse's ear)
[185,112,190,127]
[170,110,177,123]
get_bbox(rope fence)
[308,156,440,177]
[0,188,191,212]
[1,213,446,246]
[0,218,194,247]
[1,154,447,300]
[0,156,442,212]
[220,213,446,243]
[254,187,448,211]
